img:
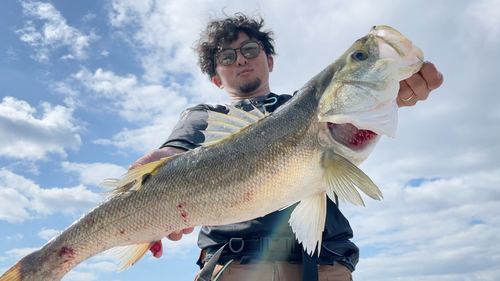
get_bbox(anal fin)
[106,242,156,272]
[289,192,327,256]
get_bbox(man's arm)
[397,62,444,107]
[128,146,195,258]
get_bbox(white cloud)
[108,0,151,28]
[5,247,38,259]
[16,1,99,62]
[160,227,200,258]
[0,185,31,223]
[6,47,19,60]
[61,161,127,186]
[74,68,187,121]
[37,229,61,240]
[50,81,80,97]
[76,261,117,273]
[463,0,500,43]
[0,169,102,223]
[73,67,195,153]
[92,120,182,154]
[62,270,98,281]
[6,234,23,241]
[342,170,500,280]
[107,0,207,83]
[83,13,97,22]
[0,96,81,160]
[60,54,75,60]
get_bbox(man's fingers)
[419,62,444,91]
[128,147,187,172]
[183,227,195,235]
[405,71,430,101]
[128,154,152,172]
[397,80,417,107]
[168,230,184,241]
[397,62,443,107]
[167,227,195,241]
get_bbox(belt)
[196,237,322,281]
[215,237,302,264]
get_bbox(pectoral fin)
[322,150,383,206]
[106,242,156,272]
[289,192,327,256]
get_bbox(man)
[129,13,443,281]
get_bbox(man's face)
[213,32,274,101]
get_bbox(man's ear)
[212,75,224,89]
[268,56,274,72]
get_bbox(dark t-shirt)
[161,93,359,271]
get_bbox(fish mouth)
[327,122,378,151]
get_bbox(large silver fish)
[0,25,423,281]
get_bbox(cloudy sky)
[1,0,499,280]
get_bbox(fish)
[0,25,424,281]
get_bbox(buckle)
[228,238,245,253]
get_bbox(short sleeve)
[160,104,229,150]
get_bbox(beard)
[237,78,262,94]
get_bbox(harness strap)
[302,249,319,281]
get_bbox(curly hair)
[196,13,276,79]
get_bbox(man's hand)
[128,147,195,258]
[128,147,187,172]
[397,62,444,107]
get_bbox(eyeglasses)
[215,41,263,66]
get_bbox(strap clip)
[228,238,244,253]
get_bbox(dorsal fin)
[201,105,268,146]
[99,156,174,198]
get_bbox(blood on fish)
[149,241,162,257]
[58,247,74,258]
[244,191,253,202]
[180,211,187,222]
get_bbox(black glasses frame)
[214,41,263,67]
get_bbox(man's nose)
[235,50,248,66]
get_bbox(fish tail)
[0,257,24,281]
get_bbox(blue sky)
[1,0,500,280]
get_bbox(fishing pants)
[194,260,353,281]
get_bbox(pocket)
[321,262,352,281]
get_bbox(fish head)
[317,25,424,165]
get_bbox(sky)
[0,0,499,280]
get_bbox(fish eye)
[352,50,368,61]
